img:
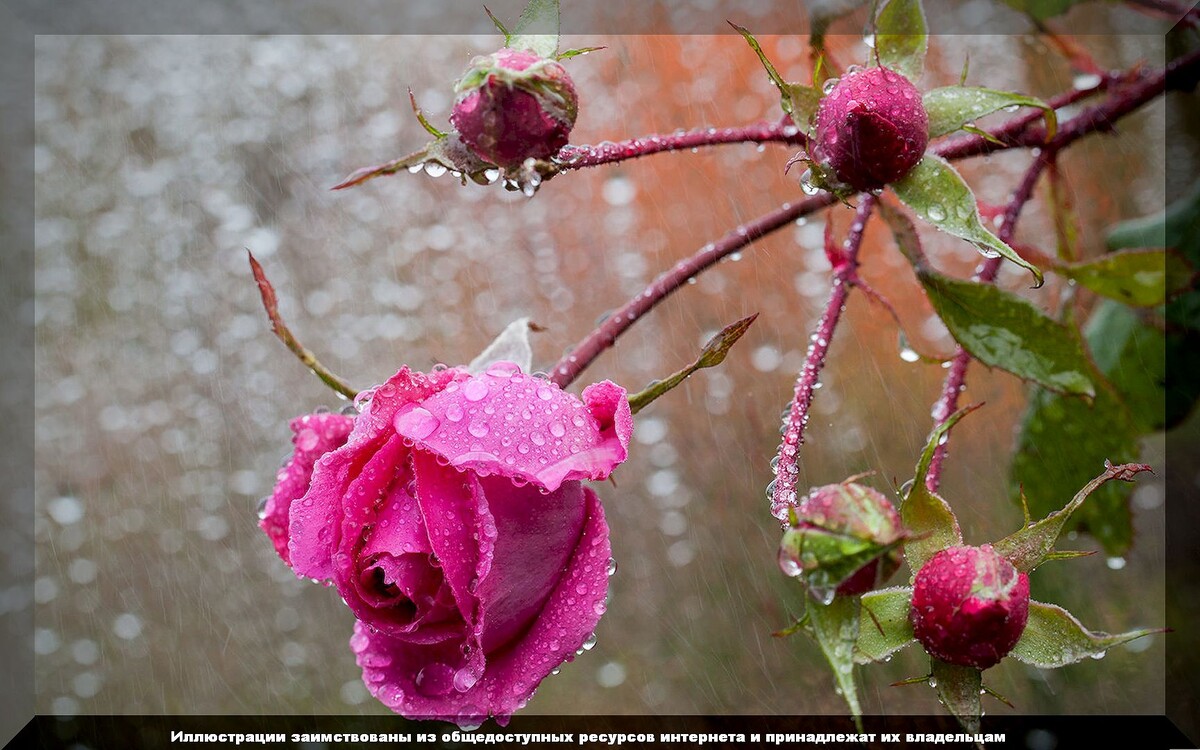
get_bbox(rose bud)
[778,482,905,600]
[449,47,578,168]
[909,544,1031,669]
[266,362,631,726]
[811,66,929,192]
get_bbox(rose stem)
[554,120,805,171]
[769,195,877,523]
[553,50,1196,393]
[549,192,838,387]
[248,250,359,401]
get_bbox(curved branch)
[554,120,805,171]
[549,193,836,387]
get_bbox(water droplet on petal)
[393,407,440,440]
[463,379,489,402]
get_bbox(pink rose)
[261,362,632,725]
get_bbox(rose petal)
[260,412,354,567]
[289,367,466,581]
[474,474,586,653]
[400,363,632,492]
[353,486,611,724]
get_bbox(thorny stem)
[554,49,1200,395]
[924,152,1050,491]
[554,120,806,171]
[768,196,876,523]
[548,192,838,387]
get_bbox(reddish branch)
[768,196,877,523]
[553,49,1200,394]
[549,192,837,386]
[554,121,805,171]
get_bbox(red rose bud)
[812,66,928,192]
[910,544,1030,669]
[450,47,578,169]
[778,482,905,600]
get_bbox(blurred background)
[31,7,1182,727]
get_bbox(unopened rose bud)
[450,47,577,168]
[811,66,928,192]
[910,544,1030,669]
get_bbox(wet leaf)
[807,596,864,726]
[1107,179,1200,264]
[1010,601,1165,668]
[892,155,1043,285]
[917,270,1095,397]
[855,587,915,663]
[627,313,758,414]
[510,0,559,58]
[931,660,982,734]
[995,460,1150,572]
[923,86,1056,140]
[900,405,972,578]
[1057,249,1191,307]
[1086,301,1166,432]
[875,0,927,83]
[1009,371,1140,556]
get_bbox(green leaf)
[917,270,1095,397]
[931,660,982,734]
[1086,300,1167,432]
[892,155,1044,285]
[855,587,915,663]
[994,460,1150,572]
[1010,601,1165,668]
[1057,249,1191,307]
[1009,373,1141,556]
[807,597,864,727]
[999,0,1088,21]
[627,313,758,414]
[900,406,970,579]
[1107,179,1200,265]
[874,0,927,83]
[510,0,559,59]
[923,86,1056,140]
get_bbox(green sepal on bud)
[779,481,907,602]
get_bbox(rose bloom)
[260,362,632,725]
